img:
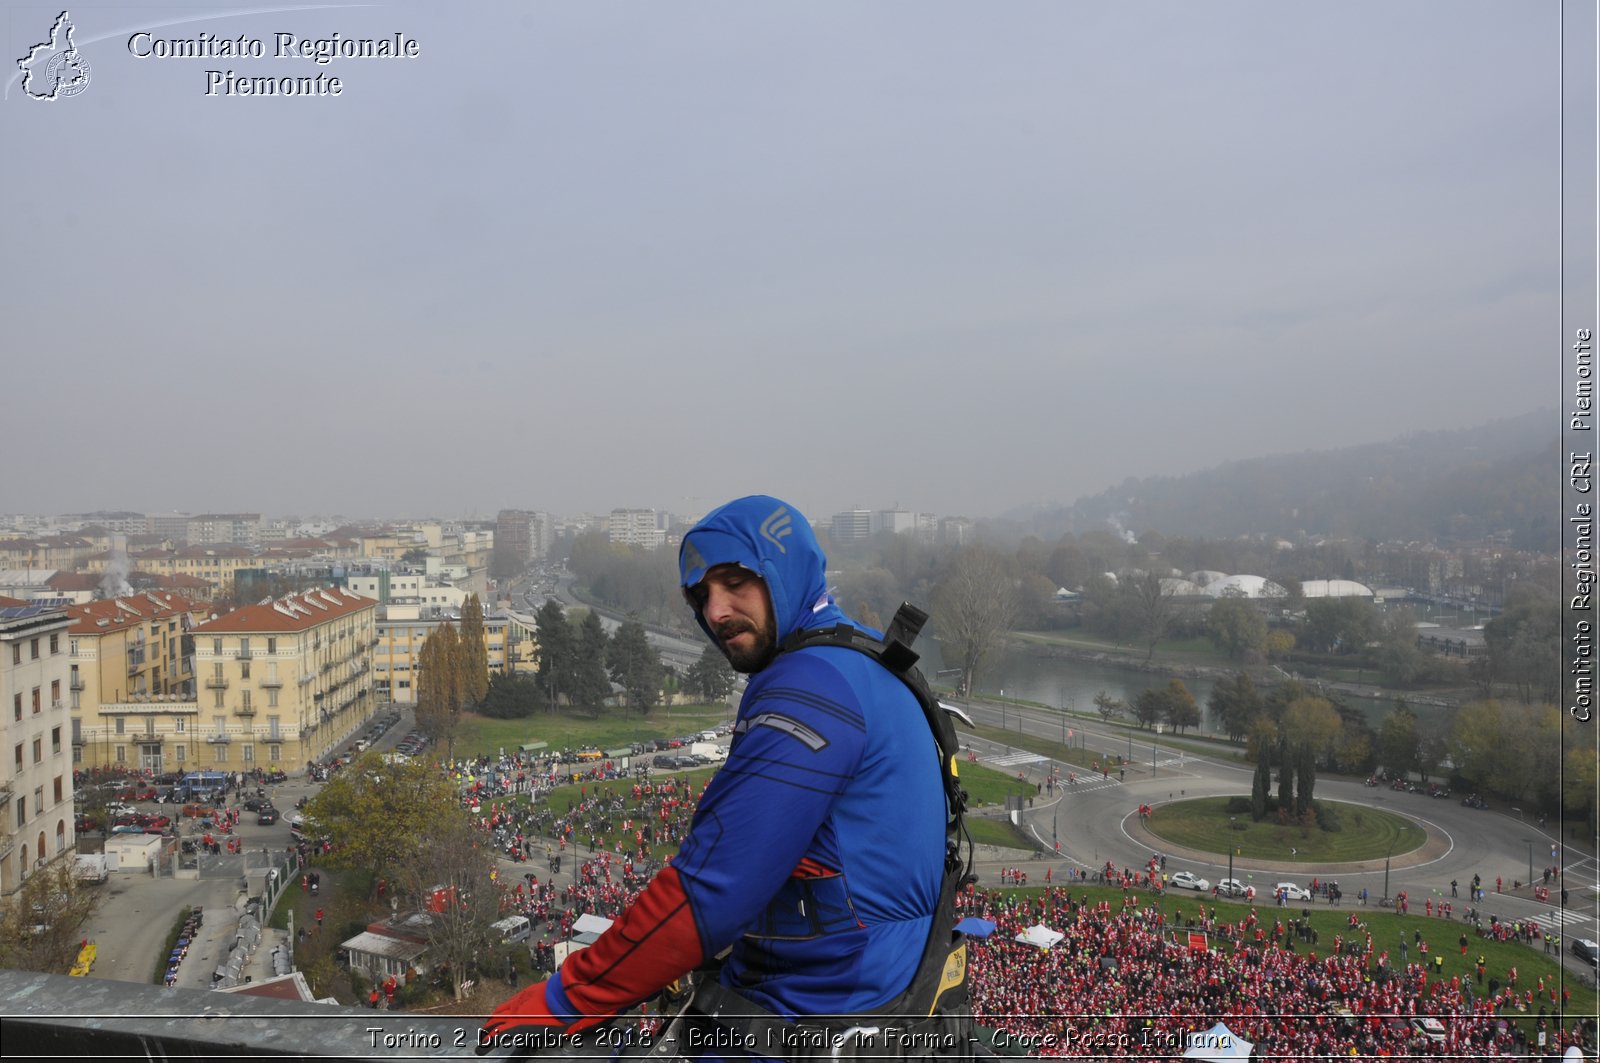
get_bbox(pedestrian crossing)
[986,751,1049,768]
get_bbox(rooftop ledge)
[0,970,481,1059]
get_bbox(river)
[916,639,1439,736]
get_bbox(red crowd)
[959,887,1591,1058]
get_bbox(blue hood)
[679,495,845,651]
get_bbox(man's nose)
[702,584,734,622]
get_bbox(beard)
[715,615,778,674]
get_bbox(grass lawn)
[452,706,734,759]
[989,883,1599,1029]
[1144,796,1424,863]
[966,817,1036,850]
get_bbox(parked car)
[1572,938,1600,969]
[1169,871,1210,892]
[1216,879,1249,898]
[1274,882,1313,902]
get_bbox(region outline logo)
[17,10,91,101]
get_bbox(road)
[954,694,1599,968]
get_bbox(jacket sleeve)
[545,865,706,1020]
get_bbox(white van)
[698,731,718,742]
[491,915,532,944]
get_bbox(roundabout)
[1137,796,1427,865]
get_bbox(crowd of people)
[960,887,1593,1058]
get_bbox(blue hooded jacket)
[673,496,946,1019]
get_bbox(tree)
[608,616,663,714]
[1250,754,1271,820]
[1376,702,1421,778]
[534,599,572,713]
[931,547,1017,698]
[1294,743,1317,817]
[1208,671,1264,742]
[688,644,737,703]
[1204,596,1268,660]
[1130,686,1167,730]
[1482,592,1561,704]
[1373,606,1429,687]
[1092,690,1124,723]
[1301,597,1379,655]
[1449,699,1560,804]
[393,808,502,1002]
[1281,696,1343,769]
[1126,572,1181,663]
[478,670,540,719]
[416,623,465,758]
[459,594,490,705]
[0,862,100,973]
[1161,679,1201,734]
[569,610,613,713]
[300,754,459,889]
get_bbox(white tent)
[1014,924,1064,950]
[1183,1021,1252,1060]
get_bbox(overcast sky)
[0,1,1576,526]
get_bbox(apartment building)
[187,513,262,547]
[190,588,378,772]
[68,594,199,773]
[608,509,664,550]
[0,599,76,895]
[372,607,532,704]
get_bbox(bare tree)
[931,547,1017,698]
[395,808,502,1002]
[1126,571,1181,664]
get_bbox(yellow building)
[68,594,200,773]
[373,607,535,704]
[190,588,377,772]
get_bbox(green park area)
[1143,796,1424,864]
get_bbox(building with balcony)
[67,593,200,774]
[190,588,377,771]
[0,598,76,895]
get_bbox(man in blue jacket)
[481,495,946,1055]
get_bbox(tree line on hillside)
[1031,412,1557,550]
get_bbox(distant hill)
[1020,411,1558,550]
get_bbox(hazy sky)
[1,1,1575,525]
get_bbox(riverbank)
[1010,631,1465,709]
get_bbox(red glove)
[477,978,595,1056]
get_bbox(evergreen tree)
[688,644,736,703]
[1276,740,1294,812]
[1295,744,1317,817]
[608,616,663,714]
[570,610,612,713]
[1250,754,1270,820]
[534,600,571,713]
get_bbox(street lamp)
[1228,817,1236,886]
[1383,826,1410,905]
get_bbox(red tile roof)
[67,593,200,635]
[195,587,375,633]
